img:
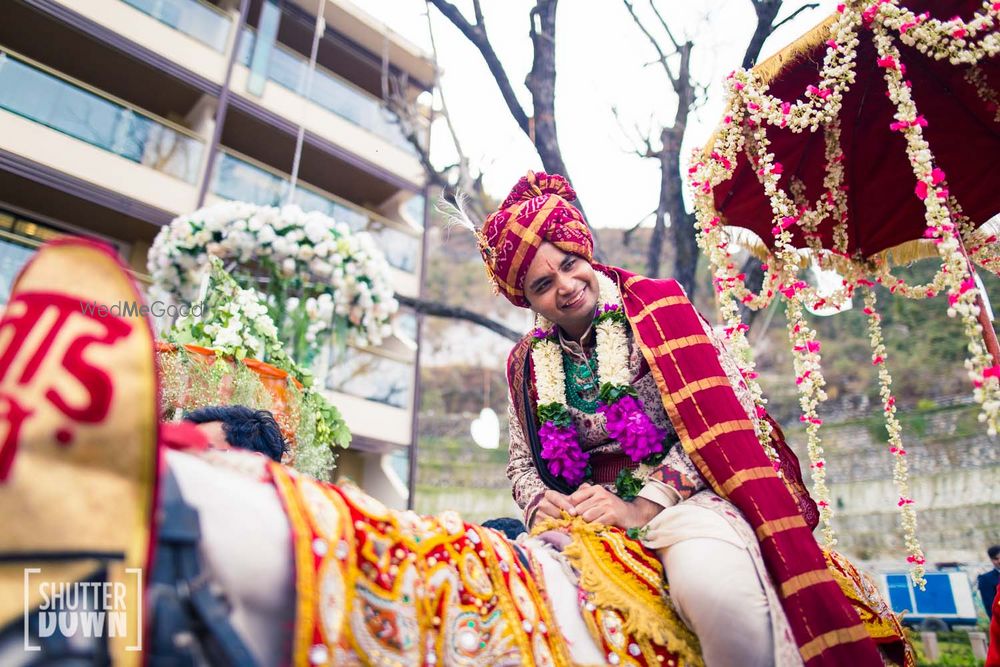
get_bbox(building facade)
[0,0,434,507]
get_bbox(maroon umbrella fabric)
[712,1,1000,257]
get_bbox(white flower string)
[863,288,926,583]
[784,298,836,547]
[871,14,1000,436]
[687,0,1000,581]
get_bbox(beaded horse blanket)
[268,463,912,667]
[269,462,703,667]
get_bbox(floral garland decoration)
[149,201,399,359]
[531,272,668,490]
[167,257,350,479]
[687,1,1000,579]
[870,12,1000,436]
[964,66,1000,123]
[863,289,926,580]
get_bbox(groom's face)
[523,242,599,337]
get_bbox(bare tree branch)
[771,2,820,32]
[396,294,521,342]
[426,0,531,135]
[647,0,683,51]
[622,0,678,89]
[737,1,820,324]
[611,104,656,158]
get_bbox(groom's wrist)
[629,497,664,527]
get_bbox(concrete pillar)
[968,631,988,660]
[919,632,940,662]
[185,95,219,201]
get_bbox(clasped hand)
[534,483,662,529]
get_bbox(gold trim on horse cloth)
[268,465,581,666]
[0,240,159,665]
[533,515,703,667]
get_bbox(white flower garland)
[149,201,398,348]
[863,289,926,580]
[532,271,630,405]
[686,0,1000,583]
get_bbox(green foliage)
[626,526,650,541]
[598,383,638,403]
[163,258,350,480]
[594,307,627,326]
[615,468,643,501]
[907,630,979,667]
[756,260,1000,422]
[538,402,572,427]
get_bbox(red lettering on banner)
[0,292,132,480]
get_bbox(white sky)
[362,0,838,229]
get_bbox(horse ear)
[0,238,160,664]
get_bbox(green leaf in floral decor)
[598,383,638,404]
[538,402,572,428]
[615,468,643,501]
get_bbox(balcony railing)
[0,48,205,183]
[236,28,417,155]
[121,0,232,52]
[211,149,420,273]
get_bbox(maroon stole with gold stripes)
[605,265,881,665]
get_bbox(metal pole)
[196,0,250,207]
[957,234,1000,366]
[406,108,434,510]
[286,0,325,203]
[977,293,1000,365]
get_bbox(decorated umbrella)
[688,0,999,583]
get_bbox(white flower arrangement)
[149,202,399,360]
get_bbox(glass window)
[325,351,413,410]
[402,194,425,228]
[388,449,410,488]
[121,0,232,52]
[212,151,374,234]
[0,52,203,183]
[0,213,73,304]
[235,27,416,154]
[367,221,419,274]
[212,152,285,206]
[393,309,418,343]
[0,238,36,304]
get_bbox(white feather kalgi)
[435,191,500,293]
[435,191,480,236]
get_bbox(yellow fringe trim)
[533,517,703,666]
[752,13,838,87]
[715,228,1000,280]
